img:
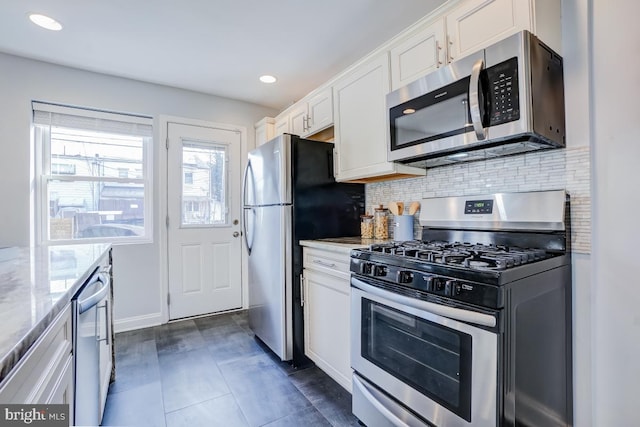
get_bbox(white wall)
[0,52,277,331]
[591,0,640,425]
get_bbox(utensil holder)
[393,215,414,241]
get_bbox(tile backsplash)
[366,146,591,254]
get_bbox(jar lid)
[360,213,373,219]
[374,204,387,212]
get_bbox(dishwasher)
[72,261,112,426]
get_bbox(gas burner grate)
[366,241,552,272]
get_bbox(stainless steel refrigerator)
[242,133,364,366]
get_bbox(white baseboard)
[113,312,163,333]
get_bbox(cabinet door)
[390,19,446,91]
[274,115,289,137]
[255,117,275,147]
[445,0,531,62]
[333,53,391,181]
[303,270,351,392]
[289,104,308,136]
[305,88,333,135]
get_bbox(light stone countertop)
[0,243,111,384]
[300,237,392,254]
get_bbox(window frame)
[33,103,154,245]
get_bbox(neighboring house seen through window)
[33,102,153,243]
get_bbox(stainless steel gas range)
[350,190,572,427]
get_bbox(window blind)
[32,101,153,137]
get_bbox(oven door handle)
[351,277,496,328]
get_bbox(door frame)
[159,116,249,324]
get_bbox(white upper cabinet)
[390,18,446,91]
[445,0,532,62]
[389,0,561,90]
[255,117,275,147]
[289,103,309,136]
[274,87,333,138]
[274,114,289,137]
[333,53,425,182]
[306,88,333,135]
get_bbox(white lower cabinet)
[302,247,352,392]
[0,304,74,423]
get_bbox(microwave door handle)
[469,58,486,140]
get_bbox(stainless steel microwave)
[387,30,565,168]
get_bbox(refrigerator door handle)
[243,207,255,255]
[242,159,253,206]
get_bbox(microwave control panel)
[485,57,520,126]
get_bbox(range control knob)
[432,277,447,292]
[396,270,414,284]
[419,275,434,291]
[445,280,458,296]
[359,262,373,275]
[452,282,463,296]
[373,265,388,277]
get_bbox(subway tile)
[367,146,592,254]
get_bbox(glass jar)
[374,205,389,239]
[360,214,374,239]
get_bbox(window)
[184,171,193,185]
[33,102,153,243]
[181,142,227,226]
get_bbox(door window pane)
[181,141,228,226]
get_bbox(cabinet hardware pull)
[313,259,337,268]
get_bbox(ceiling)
[0,0,447,111]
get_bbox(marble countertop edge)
[0,244,111,386]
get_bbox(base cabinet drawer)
[0,304,73,406]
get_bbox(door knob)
[233,231,240,237]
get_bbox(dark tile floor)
[102,310,360,427]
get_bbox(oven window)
[361,299,472,421]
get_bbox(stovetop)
[366,241,551,272]
[350,240,568,309]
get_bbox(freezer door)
[247,204,293,361]
[245,134,292,206]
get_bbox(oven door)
[351,277,498,427]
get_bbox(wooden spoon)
[388,202,400,216]
[408,201,420,215]
[397,202,405,215]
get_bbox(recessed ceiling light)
[28,13,63,31]
[259,75,277,84]
[403,108,416,114]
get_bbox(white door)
[167,122,242,320]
